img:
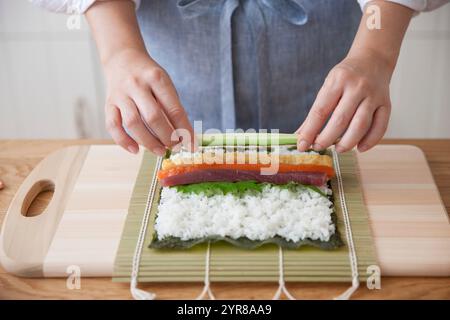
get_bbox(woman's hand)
[296,0,413,153]
[86,0,195,156]
[296,49,392,153]
[104,48,194,156]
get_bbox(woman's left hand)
[296,48,393,153]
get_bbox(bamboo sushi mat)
[113,150,377,283]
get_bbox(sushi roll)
[150,145,342,250]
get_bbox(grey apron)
[137,0,361,132]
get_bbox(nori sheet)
[149,182,343,250]
[150,211,343,250]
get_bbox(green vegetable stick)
[199,133,298,146]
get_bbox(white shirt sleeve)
[358,0,449,11]
[29,0,141,14]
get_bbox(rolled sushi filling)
[152,146,340,249]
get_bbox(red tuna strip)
[159,169,328,187]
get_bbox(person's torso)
[137,0,361,132]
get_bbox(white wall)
[0,0,106,139]
[0,0,449,139]
[387,6,450,138]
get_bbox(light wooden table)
[0,139,449,300]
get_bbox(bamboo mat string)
[195,241,216,300]
[130,156,163,300]
[331,147,360,300]
[272,246,296,300]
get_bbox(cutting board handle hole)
[21,180,55,217]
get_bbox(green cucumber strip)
[199,133,298,146]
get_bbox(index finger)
[146,69,196,151]
[297,82,342,151]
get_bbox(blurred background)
[0,0,449,139]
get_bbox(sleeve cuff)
[29,0,141,14]
[357,0,448,12]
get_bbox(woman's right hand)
[103,48,195,156]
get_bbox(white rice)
[155,185,335,243]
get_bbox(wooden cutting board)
[0,145,449,278]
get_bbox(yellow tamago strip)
[162,152,333,170]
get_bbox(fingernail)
[171,133,181,145]
[127,145,139,154]
[313,143,324,151]
[358,144,368,152]
[297,139,309,151]
[154,147,166,156]
[335,145,345,153]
